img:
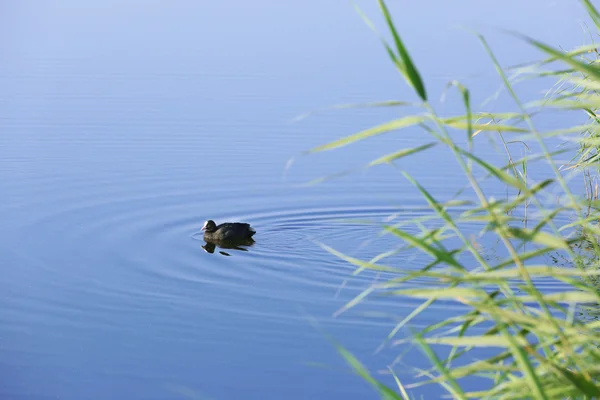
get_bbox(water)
[0,1,590,399]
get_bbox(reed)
[301,0,600,398]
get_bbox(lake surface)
[0,1,591,399]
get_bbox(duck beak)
[201,226,206,231]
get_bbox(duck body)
[201,219,256,241]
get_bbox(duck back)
[204,222,256,240]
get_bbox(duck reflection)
[201,237,255,256]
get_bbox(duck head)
[201,220,217,232]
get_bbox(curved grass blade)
[535,355,600,397]
[441,112,527,123]
[506,43,600,71]
[333,342,404,400]
[386,287,486,300]
[387,367,411,400]
[471,265,600,279]
[457,148,529,191]
[369,142,436,165]
[291,100,417,122]
[443,121,529,133]
[504,227,569,250]
[514,33,600,82]
[413,333,467,400]
[582,0,600,31]
[377,0,427,101]
[420,335,529,348]
[317,242,399,274]
[333,286,375,318]
[306,115,426,154]
[446,81,473,148]
[381,225,465,270]
[487,314,549,400]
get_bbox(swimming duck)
[201,220,256,241]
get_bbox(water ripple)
[4,176,579,336]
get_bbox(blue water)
[0,0,590,399]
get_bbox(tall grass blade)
[292,100,417,122]
[504,227,569,250]
[581,0,600,30]
[377,0,427,101]
[388,367,411,400]
[382,225,465,269]
[516,34,600,82]
[444,121,529,133]
[306,116,426,154]
[413,334,467,399]
[369,143,436,165]
[333,342,404,400]
[498,325,549,400]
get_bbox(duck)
[201,219,256,241]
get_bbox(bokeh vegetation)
[303,0,600,398]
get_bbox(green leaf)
[507,43,600,71]
[385,298,435,341]
[334,343,403,400]
[458,149,527,191]
[369,142,436,165]
[443,121,529,133]
[333,286,375,318]
[441,112,526,123]
[539,291,600,303]
[306,115,426,153]
[413,334,467,399]
[377,0,427,101]
[386,287,486,300]
[445,81,473,145]
[472,265,600,279]
[582,0,600,31]
[516,33,600,83]
[505,227,569,250]
[491,317,548,400]
[317,242,399,274]
[421,335,528,348]
[387,368,411,400]
[529,98,600,111]
[565,76,600,92]
[292,100,417,122]
[382,225,465,270]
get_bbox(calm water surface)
[0,1,590,399]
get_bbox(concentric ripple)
[4,176,580,334]
[3,178,478,332]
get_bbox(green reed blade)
[517,34,600,83]
[377,0,427,101]
[504,226,569,250]
[306,115,426,154]
[369,143,436,165]
[385,287,486,300]
[536,356,600,397]
[381,225,465,270]
[582,0,600,31]
[421,335,529,348]
[444,121,529,133]
[493,321,549,400]
[457,149,528,191]
[387,367,411,400]
[292,100,417,122]
[333,342,404,400]
[413,334,467,399]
